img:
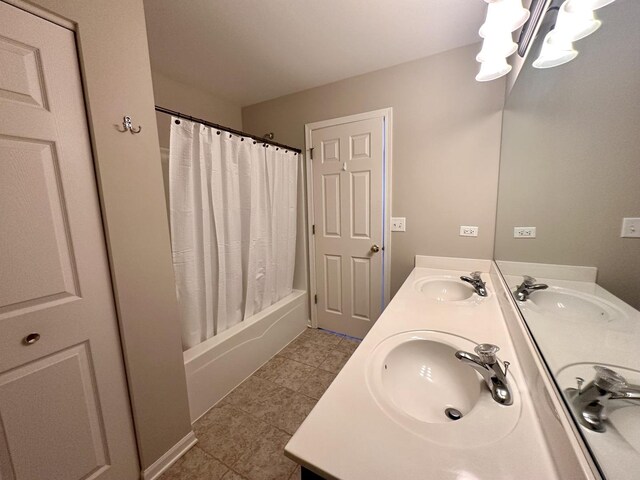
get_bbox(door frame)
[305,108,393,330]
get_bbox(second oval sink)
[414,276,485,303]
[523,287,624,323]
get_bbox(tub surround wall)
[242,43,505,297]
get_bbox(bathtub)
[183,289,308,422]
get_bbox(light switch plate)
[391,217,406,232]
[621,218,640,238]
[459,226,478,237]
[514,227,536,238]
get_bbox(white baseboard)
[141,431,198,480]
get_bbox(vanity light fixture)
[476,57,513,81]
[475,0,529,82]
[480,0,530,35]
[476,30,518,62]
[533,0,617,69]
[532,32,578,68]
[556,1,602,41]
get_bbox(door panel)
[0,3,139,479]
[351,257,371,320]
[312,117,385,338]
[0,138,79,314]
[322,174,341,237]
[324,255,343,314]
[0,344,108,480]
[350,170,370,238]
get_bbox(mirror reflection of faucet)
[460,271,488,297]
[455,343,513,406]
[514,275,548,301]
[565,365,640,433]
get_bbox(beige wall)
[152,70,243,148]
[242,43,506,296]
[8,0,193,471]
[495,1,640,309]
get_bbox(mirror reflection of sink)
[519,287,624,323]
[413,276,483,302]
[609,405,640,454]
[366,330,520,447]
[557,363,640,478]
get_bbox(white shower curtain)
[169,118,298,350]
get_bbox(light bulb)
[480,0,530,36]
[532,31,578,69]
[555,1,601,41]
[476,31,518,62]
[476,57,512,82]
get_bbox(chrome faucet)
[514,275,548,301]
[565,366,640,433]
[460,271,488,297]
[455,344,513,406]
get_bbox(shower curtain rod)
[155,105,301,154]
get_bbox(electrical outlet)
[514,227,536,238]
[621,218,640,238]
[459,226,478,237]
[391,217,406,232]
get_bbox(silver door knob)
[370,244,380,253]
[23,333,41,345]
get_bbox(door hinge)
[312,224,315,235]
[314,294,318,304]
[309,147,314,160]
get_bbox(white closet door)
[0,3,139,479]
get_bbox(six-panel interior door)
[0,3,139,479]
[312,117,384,338]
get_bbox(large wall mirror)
[494,0,640,478]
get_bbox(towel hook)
[118,115,142,134]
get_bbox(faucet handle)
[522,275,537,286]
[474,343,500,364]
[594,365,628,392]
[470,271,483,280]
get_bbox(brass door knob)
[370,244,380,253]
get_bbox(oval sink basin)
[413,276,485,303]
[381,338,481,423]
[609,406,640,454]
[522,287,623,323]
[366,331,521,447]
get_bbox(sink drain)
[444,407,463,421]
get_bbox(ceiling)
[144,0,487,107]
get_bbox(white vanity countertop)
[285,264,561,480]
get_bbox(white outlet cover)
[514,227,536,238]
[391,217,406,232]
[459,226,478,237]
[621,218,640,238]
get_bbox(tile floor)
[160,328,361,480]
